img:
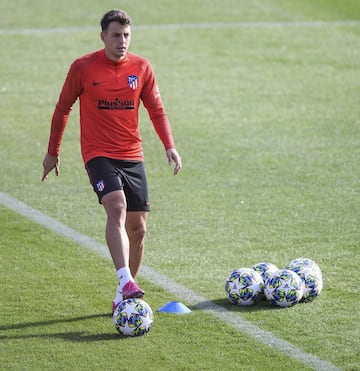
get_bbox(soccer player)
[41,9,182,313]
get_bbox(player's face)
[101,22,131,62]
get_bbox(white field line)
[0,191,341,371]
[0,20,359,35]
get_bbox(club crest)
[128,75,138,90]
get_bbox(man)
[42,9,182,313]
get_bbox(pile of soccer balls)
[225,257,323,308]
[113,298,154,336]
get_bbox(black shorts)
[86,157,150,211]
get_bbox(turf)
[1,206,312,370]
[1,1,359,370]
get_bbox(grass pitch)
[1,1,360,370]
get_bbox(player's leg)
[126,211,148,278]
[120,161,150,278]
[101,190,129,270]
[86,157,144,312]
[102,191,144,311]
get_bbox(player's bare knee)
[102,192,127,218]
[137,223,147,242]
[133,223,147,242]
[128,222,146,245]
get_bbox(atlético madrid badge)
[128,75,138,90]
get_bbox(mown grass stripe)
[0,191,341,371]
[0,20,359,35]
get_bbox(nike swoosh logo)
[92,81,105,86]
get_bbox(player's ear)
[100,31,105,42]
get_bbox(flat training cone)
[157,301,192,314]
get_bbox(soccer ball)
[285,257,322,278]
[285,257,323,302]
[252,262,279,284]
[113,298,154,336]
[225,268,264,306]
[264,269,304,307]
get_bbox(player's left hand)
[42,153,60,181]
[166,148,182,175]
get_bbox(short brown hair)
[100,9,132,31]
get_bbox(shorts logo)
[128,75,138,90]
[96,180,105,192]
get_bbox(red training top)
[47,49,175,164]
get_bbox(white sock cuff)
[116,267,132,287]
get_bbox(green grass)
[1,207,311,370]
[1,0,360,370]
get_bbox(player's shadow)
[190,298,279,312]
[0,313,111,331]
[0,313,128,342]
[0,331,121,342]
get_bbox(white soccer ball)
[285,257,322,278]
[252,262,279,284]
[113,298,154,336]
[264,269,304,307]
[285,257,323,302]
[225,268,264,306]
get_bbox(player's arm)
[42,61,82,181]
[141,63,182,175]
[144,97,182,175]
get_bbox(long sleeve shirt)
[47,49,175,164]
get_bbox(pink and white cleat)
[112,281,145,314]
[122,280,145,300]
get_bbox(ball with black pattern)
[285,257,323,302]
[113,298,154,336]
[225,268,264,306]
[264,269,304,307]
